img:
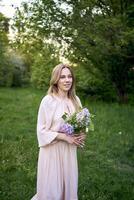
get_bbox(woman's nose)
[65,77,69,81]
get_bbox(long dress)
[31,94,82,200]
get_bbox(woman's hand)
[73,132,86,148]
[56,132,86,148]
[74,132,86,142]
[64,133,86,148]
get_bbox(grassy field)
[0,87,134,200]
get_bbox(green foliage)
[74,64,117,102]
[12,0,134,103]
[0,12,9,45]
[0,88,134,200]
[69,4,134,103]
[12,6,60,89]
[0,12,28,87]
[0,56,13,86]
[0,50,30,87]
[9,52,30,87]
[0,12,10,86]
[31,44,59,90]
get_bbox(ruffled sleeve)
[37,95,59,148]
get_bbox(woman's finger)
[74,139,85,147]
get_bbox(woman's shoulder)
[40,94,57,107]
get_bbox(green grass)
[0,87,134,200]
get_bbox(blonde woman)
[31,63,86,200]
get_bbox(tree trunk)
[117,88,128,104]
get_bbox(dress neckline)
[52,93,71,103]
[51,93,75,114]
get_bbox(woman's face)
[57,67,73,93]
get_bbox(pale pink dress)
[31,94,82,200]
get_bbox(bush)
[31,49,59,90]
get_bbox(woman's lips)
[64,84,71,87]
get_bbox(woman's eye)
[60,76,65,79]
[60,75,72,79]
[68,75,72,78]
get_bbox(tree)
[31,43,59,90]
[12,0,134,103]
[12,4,60,89]
[0,12,11,86]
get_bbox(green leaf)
[62,112,68,120]
[89,118,94,131]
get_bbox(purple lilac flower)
[82,108,90,117]
[76,108,90,124]
[59,123,74,135]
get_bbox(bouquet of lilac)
[59,108,94,135]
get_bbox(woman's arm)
[37,96,59,147]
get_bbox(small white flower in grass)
[118,131,122,135]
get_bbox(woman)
[31,63,86,200]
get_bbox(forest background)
[0,0,134,104]
[0,0,134,200]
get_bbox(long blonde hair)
[47,63,81,111]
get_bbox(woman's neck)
[57,90,69,100]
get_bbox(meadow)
[0,88,134,200]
